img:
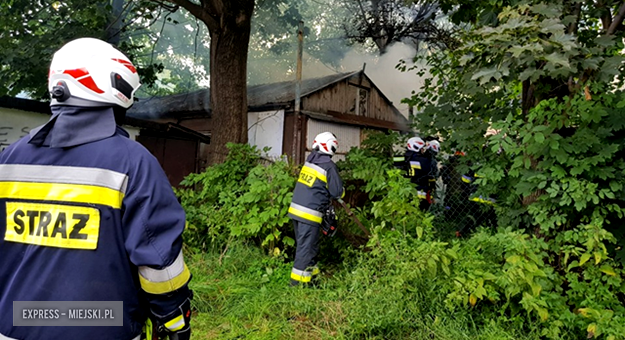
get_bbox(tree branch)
[607,1,625,34]
[158,0,218,32]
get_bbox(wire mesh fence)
[427,156,497,238]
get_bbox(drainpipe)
[292,21,304,162]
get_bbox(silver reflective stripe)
[303,162,327,177]
[0,164,128,194]
[289,202,323,218]
[0,333,140,340]
[291,268,313,277]
[138,250,186,283]
[409,161,421,168]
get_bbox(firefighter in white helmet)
[0,38,192,340]
[402,136,434,210]
[288,132,344,286]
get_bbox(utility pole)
[292,21,304,162]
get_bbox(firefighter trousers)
[290,220,320,285]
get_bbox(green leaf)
[580,253,591,266]
[599,265,617,276]
[535,132,545,143]
[544,52,570,68]
[471,67,501,85]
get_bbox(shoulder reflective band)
[298,162,328,187]
[409,161,421,169]
[0,164,127,209]
[288,203,323,223]
[5,201,100,250]
[393,157,404,162]
[291,268,313,283]
[138,251,191,294]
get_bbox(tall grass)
[186,242,541,340]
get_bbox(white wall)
[248,109,284,159]
[306,119,361,161]
[0,107,140,152]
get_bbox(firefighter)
[288,132,344,286]
[424,139,441,205]
[0,38,192,340]
[404,137,432,210]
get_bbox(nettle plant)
[404,1,625,338]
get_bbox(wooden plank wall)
[302,75,398,122]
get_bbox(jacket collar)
[29,105,117,148]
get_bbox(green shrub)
[176,143,297,254]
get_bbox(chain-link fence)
[428,155,497,237]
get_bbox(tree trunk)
[207,8,253,164]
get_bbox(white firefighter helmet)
[312,132,339,156]
[48,37,141,108]
[406,137,426,152]
[427,140,441,153]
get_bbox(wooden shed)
[129,70,409,166]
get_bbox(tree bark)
[207,8,253,163]
[164,0,255,164]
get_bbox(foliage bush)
[397,1,625,338]
[176,143,297,254]
[180,132,624,339]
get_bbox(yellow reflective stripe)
[301,164,327,183]
[164,315,185,332]
[139,263,191,295]
[0,182,124,209]
[409,161,421,169]
[417,190,427,199]
[0,164,128,194]
[291,268,313,282]
[393,157,404,162]
[462,175,473,183]
[288,206,323,224]
[470,196,496,205]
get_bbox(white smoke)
[302,42,429,119]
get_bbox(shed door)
[306,119,360,161]
[136,135,198,187]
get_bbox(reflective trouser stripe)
[0,333,140,340]
[288,203,323,223]
[291,268,313,283]
[462,175,473,183]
